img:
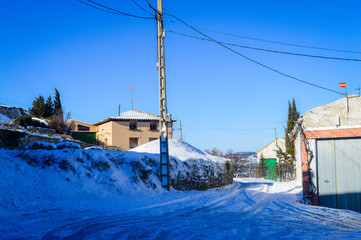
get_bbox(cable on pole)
[130,0,155,16]
[76,0,155,19]
[163,18,361,54]
[167,30,361,62]
[157,11,345,95]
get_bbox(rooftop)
[93,110,175,126]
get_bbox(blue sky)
[1,1,360,152]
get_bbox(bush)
[14,116,47,128]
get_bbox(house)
[68,119,97,144]
[69,110,175,150]
[290,95,361,212]
[256,138,286,180]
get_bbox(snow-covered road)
[41,179,361,240]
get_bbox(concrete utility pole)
[157,0,170,190]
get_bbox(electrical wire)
[183,126,276,131]
[130,0,154,17]
[167,30,361,62]
[76,0,155,19]
[163,18,361,54]
[144,4,345,95]
[78,0,347,96]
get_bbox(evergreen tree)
[29,95,46,118]
[50,88,65,133]
[44,96,54,118]
[54,88,62,111]
[285,98,300,160]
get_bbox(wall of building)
[97,121,112,146]
[257,139,286,162]
[97,120,173,150]
[303,96,361,129]
[68,120,97,132]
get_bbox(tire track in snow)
[43,181,361,240]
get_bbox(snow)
[24,141,57,150]
[56,141,81,149]
[110,110,159,121]
[32,117,50,126]
[0,113,12,123]
[0,145,360,239]
[132,139,226,163]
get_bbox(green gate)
[71,132,96,144]
[264,158,277,181]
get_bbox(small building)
[290,95,361,213]
[68,119,97,144]
[256,138,286,180]
[93,110,174,150]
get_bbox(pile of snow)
[24,141,57,150]
[23,141,82,150]
[131,139,226,163]
[56,141,81,150]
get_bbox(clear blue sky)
[1,1,360,152]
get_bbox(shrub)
[14,116,47,128]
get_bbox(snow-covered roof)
[113,110,159,120]
[94,110,174,126]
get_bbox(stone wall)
[169,158,233,191]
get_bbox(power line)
[76,0,155,19]
[130,0,154,17]
[183,126,276,131]
[157,11,345,95]
[163,18,361,55]
[78,0,346,95]
[167,30,361,62]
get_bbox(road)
[42,179,361,240]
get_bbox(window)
[150,122,157,131]
[129,122,137,130]
[129,138,138,149]
[149,138,158,142]
[78,124,90,131]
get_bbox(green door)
[264,158,277,181]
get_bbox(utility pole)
[157,0,170,190]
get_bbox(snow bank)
[132,139,233,190]
[132,139,226,163]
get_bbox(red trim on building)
[304,128,361,139]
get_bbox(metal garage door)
[316,138,361,212]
